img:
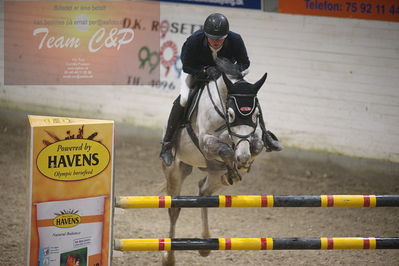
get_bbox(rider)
[160,13,282,166]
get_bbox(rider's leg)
[159,74,192,166]
[179,72,191,107]
[160,96,185,166]
[258,106,282,152]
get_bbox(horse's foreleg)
[164,161,192,236]
[168,207,181,238]
[200,134,234,165]
[198,172,224,257]
[162,161,192,266]
[200,134,241,183]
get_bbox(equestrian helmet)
[204,13,229,40]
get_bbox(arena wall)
[1,2,398,163]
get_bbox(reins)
[206,81,225,120]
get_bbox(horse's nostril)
[237,155,250,166]
[242,155,250,162]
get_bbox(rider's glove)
[206,66,221,81]
[195,68,209,81]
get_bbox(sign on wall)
[128,16,203,91]
[158,0,262,10]
[279,0,399,22]
[4,1,160,85]
[27,115,114,266]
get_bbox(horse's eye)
[252,108,259,124]
[227,108,235,123]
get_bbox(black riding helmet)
[204,13,229,40]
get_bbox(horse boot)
[160,96,185,166]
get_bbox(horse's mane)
[215,57,244,80]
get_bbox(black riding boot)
[262,129,282,152]
[258,106,282,152]
[160,96,185,166]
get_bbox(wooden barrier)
[115,195,399,208]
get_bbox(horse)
[162,58,267,266]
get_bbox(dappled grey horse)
[162,59,267,265]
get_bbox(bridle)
[206,80,260,151]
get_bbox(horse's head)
[222,72,267,171]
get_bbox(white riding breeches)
[179,72,192,107]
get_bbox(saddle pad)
[185,86,204,122]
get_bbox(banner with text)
[279,0,399,22]
[5,1,160,85]
[159,0,262,10]
[129,15,203,91]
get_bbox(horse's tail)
[215,57,244,80]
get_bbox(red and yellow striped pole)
[218,238,273,250]
[115,195,399,208]
[218,195,274,207]
[114,237,399,251]
[320,195,377,207]
[115,238,172,251]
[117,196,172,208]
[320,237,376,249]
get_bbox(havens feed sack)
[27,116,114,266]
[36,196,105,266]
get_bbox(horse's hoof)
[162,251,175,266]
[199,249,211,257]
[221,174,233,186]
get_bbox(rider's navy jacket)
[181,29,250,76]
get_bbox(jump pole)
[115,195,399,208]
[114,237,399,251]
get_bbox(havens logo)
[53,211,81,228]
[37,138,110,181]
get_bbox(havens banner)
[279,0,399,22]
[28,115,114,266]
[4,1,160,85]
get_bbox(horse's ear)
[253,73,267,93]
[222,73,233,92]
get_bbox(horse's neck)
[195,79,227,134]
[209,78,228,109]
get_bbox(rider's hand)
[206,66,221,81]
[196,67,209,80]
